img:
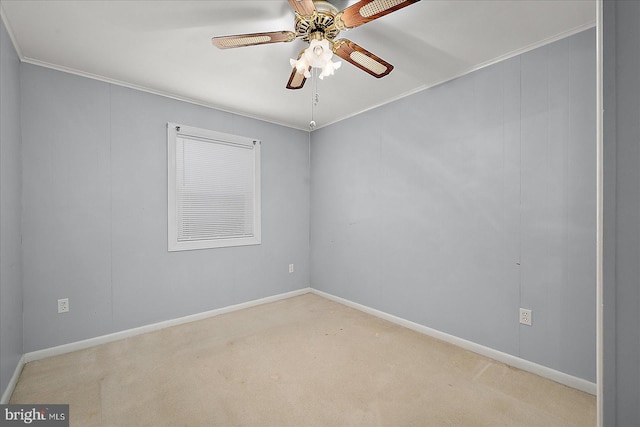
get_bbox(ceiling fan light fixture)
[213,0,422,89]
[290,38,342,80]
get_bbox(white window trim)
[167,122,261,251]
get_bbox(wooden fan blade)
[287,50,310,90]
[212,31,296,49]
[337,0,420,29]
[333,39,394,78]
[288,0,316,16]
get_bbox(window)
[167,123,261,251]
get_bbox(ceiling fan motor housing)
[294,1,341,42]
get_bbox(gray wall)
[20,64,310,352]
[0,18,23,396]
[310,29,596,382]
[604,1,640,425]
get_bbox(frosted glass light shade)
[290,39,342,80]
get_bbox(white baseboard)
[24,287,311,363]
[310,288,597,396]
[14,286,595,398]
[1,355,25,404]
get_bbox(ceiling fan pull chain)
[310,68,318,130]
[314,67,320,107]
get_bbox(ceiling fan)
[212,0,421,90]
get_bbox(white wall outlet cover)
[288,264,294,273]
[58,298,69,314]
[519,308,532,326]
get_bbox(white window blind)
[168,123,261,251]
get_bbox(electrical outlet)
[519,308,532,326]
[289,264,294,273]
[58,298,69,314]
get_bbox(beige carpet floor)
[10,293,595,426]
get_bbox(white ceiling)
[0,0,595,131]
